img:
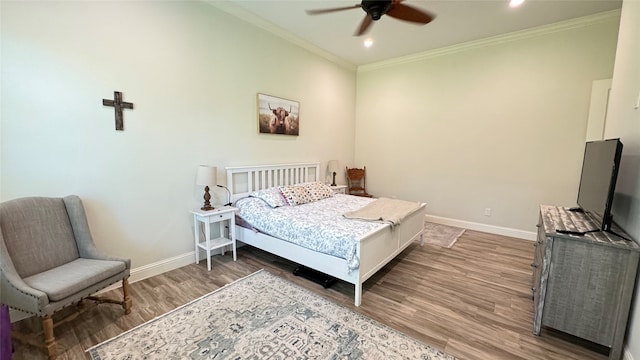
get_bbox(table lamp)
[327,160,339,186]
[196,165,217,211]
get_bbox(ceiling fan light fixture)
[362,0,392,21]
[306,0,434,37]
[364,38,374,48]
[509,0,525,8]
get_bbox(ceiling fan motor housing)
[362,0,393,20]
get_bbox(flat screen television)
[575,138,623,232]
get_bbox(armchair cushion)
[23,258,126,302]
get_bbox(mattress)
[235,194,384,270]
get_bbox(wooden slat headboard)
[226,162,320,203]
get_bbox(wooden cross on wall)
[103,91,134,131]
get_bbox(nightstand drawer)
[210,211,233,222]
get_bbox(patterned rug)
[423,222,466,248]
[88,270,456,359]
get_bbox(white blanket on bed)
[343,197,423,226]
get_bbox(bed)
[226,162,427,306]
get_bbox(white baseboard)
[130,251,196,284]
[100,251,197,293]
[425,214,537,241]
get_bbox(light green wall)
[355,15,620,232]
[3,0,639,356]
[605,1,640,357]
[0,1,357,268]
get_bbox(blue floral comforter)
[235,194,383,270]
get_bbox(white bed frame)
[226,162,426,306]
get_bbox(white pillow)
[249,187,288,208]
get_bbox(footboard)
[357,203,426,284]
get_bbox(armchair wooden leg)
[42,315,57,360]
[122,278,132,315]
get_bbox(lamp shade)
[196,165,217,186]
[327,160,339,174]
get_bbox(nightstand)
[330,185,347,194]
[191,206,237,271]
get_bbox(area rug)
[423,222,466,248]
[87,270,456,359]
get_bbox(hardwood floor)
[10,230,609,359]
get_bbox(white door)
[585,78,612,141]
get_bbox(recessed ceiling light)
[364,38,374,48]
[509,0,525,7]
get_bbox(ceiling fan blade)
[386,3,434,24]
[306,4,361,15]
[354,14,374,36]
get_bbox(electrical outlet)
[484,208,492,217]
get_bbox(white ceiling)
[214,0,622,66]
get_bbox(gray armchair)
[0,195,131,359]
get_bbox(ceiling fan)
[306,0,435,36]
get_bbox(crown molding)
[358,9,621,73]
[205,1,357,72]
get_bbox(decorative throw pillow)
[249,187,288,208]
[279,185,313,206]
[301,182,334,201]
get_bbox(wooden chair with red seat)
[345,166,373,197]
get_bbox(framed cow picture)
[257,93,299,136]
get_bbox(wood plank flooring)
[10,230,609,359]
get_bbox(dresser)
[533,205,639,360]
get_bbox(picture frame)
[257,93,299,136]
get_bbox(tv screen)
[576,138,623,231]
